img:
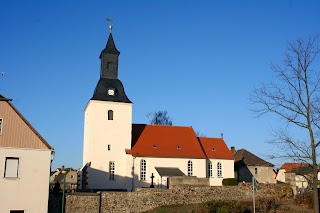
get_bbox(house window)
[4,157,19,178]
[109,162,115,180]
[108,110,113,120]
[108,62,113,70]
[188,160,193,176]
[217,162,222,177]
[255,168,258,175]
[10,211,25,213]
[208,161,213,178]
[140,159,146,181]
[108,144,111,151]
[0,118,3,135]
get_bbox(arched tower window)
[188,160,193,176]
[217,162,222,177]
[208,161,213,178]
[108,110,113,120]
[140,159,146,181]
[109,161,115,180]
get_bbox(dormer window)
[108,62,113,70]
[177,146,181,149]
[212,148,215,151]
[153,145,157,149]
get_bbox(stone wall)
[168,176,209,188]
[65,183,292,213]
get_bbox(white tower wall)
[83,100,132,190]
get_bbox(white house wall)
[0,147,52,213]
[83,100,132,190]
[276,169,286,183]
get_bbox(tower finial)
[106,18,113,33]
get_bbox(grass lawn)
[146,199,314,213]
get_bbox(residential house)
[276,163,311,194]
[232,147,275,183]
[50,167,61,183]
[54,167,77,185]
[0,94,54,213]
[78,30,235,191]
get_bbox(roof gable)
[198,137,234,159]
[131,124,206,158]
[0,98,53,150]
[234,149,273,167]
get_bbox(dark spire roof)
[91,78,132,103]
[234,149,274,167]
[99,33,120,58]
[92,31,132,103]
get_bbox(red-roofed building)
[79,31,235,191]
[276,163,312,194]
[126,125,234,189]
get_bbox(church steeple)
[100,33,120,79]
[91,31,131,103]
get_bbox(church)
[78,27,234,192]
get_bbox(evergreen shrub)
[222,178,238,186]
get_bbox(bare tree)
[147,110,173,126]
[251,34,320,212]
[195,130,206,137]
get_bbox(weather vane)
[106,18,113,33]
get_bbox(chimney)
[230,146,235,155]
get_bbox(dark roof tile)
[234,149,274,167]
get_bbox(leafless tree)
[195,131,206,137]
[147,110,173,126]
[250,34,320,212]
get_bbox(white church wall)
[83,100,133,190]
[131,156,206,189]
[208,158,234,186]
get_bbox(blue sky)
[0,0,319,170]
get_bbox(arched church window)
[109,161,115,180]
[140,160,146,181]
[208,161,213,178]
[217,162,222,177]
[108,110,113,120]
[188,160,193,176]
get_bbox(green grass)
[146,200,245,213]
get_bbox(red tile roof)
[279,163,310,172]
[198,137,234,159]
[131,124,206,158]
[130,124,233,159]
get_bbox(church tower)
[82,29,133,191]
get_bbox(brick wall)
[65,183,292,213]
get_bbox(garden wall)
[65,183,292,213]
